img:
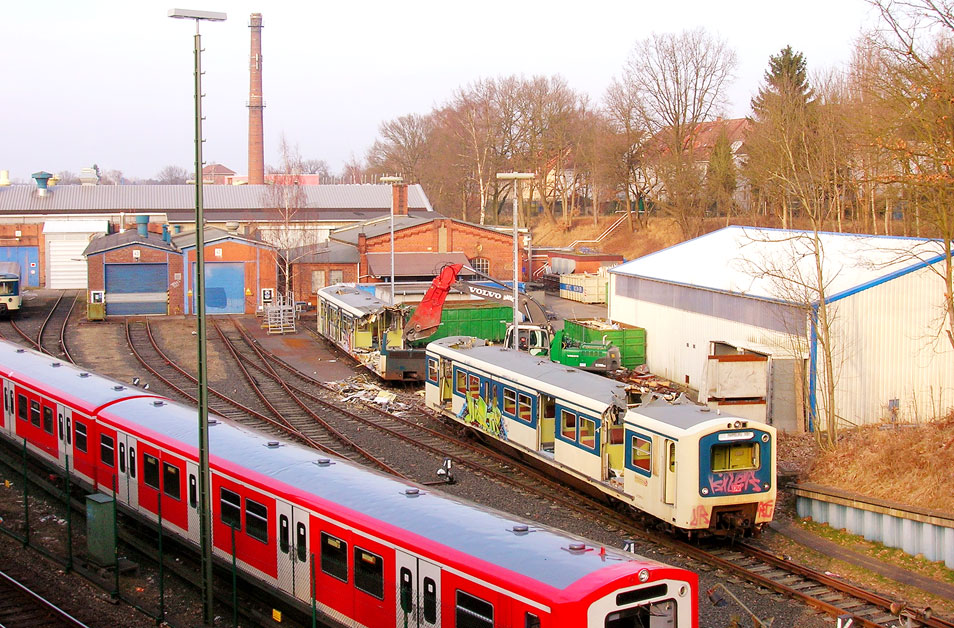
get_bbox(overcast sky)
[0,0,878,183]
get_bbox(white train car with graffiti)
[424,336,777,536]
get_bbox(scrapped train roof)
[626,396,748,432]
[427,336,628,411]
[317,284,390,318]
[0,262,20,278]
[100,394,653,593]
[0,341,143,412]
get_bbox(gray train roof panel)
[316,284,390,317]
[627,397,742,432]
[428,336,629,410]
[0,342,142,413]
[100,394,654,592]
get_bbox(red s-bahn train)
[0,340,698,627]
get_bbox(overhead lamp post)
[380,176,403,305]
[496,172,534,350]
[168,8,226,624]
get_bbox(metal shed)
[609,226,954,430]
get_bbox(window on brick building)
[329,269,343,284]
[472,258,490,275]
[311,270,326,293]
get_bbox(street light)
[168,8,225,624]
[380,176,403,305]
[496,172,534,350]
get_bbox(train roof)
[625,396,769,434]
[0,341,143,413]
[427,336,628,412]
[317,284,392,318]
[99,394,660,594]
[0,262,19,278]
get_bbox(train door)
[186,462,200,544]
[115,434,139,510]
[2,378,13,435]
[439,359,453,408]
[56,405,71,468]
[663,439,676,505]
[274,500,311,603]
[539,394,555,453]
[394,550,441,628]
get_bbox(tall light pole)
[496,172,534,350]
[380,176,403,305]
[168,8,225,624]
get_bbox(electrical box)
[86,493,116,567]
[88,291,106,321]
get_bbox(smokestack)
[392,183,409,216]
[247,13,265,185]
[32,171,52,196]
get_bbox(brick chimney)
[392,183,409,216]
[247,13,265,185]
[357,232,368,280]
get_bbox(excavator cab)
[507,325,551,356]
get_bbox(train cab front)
[585,567,697,628]
[697,420,776,536]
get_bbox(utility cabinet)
[86,492,115,566]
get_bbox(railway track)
[36,291,78,362]
[0,568,91,628]
[210,318,405,477]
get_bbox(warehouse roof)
[611,226,949,304]
[366,252,470,277]
[0,183,435,219]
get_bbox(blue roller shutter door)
[105,263,168,315]
[0,246,39,287]
[192,262,245,314]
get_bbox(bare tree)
[156,165,188,184]
[55,170,79,185]
[621,28,738,238]
[366,113,433,182]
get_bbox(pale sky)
[0,0,878,183]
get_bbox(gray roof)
[366,252,470,277]
[0,183,435,221]
[172,226,272,250]
[84,230,176,256]
[330,215,433,244]
[287,240,359,264]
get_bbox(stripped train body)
[424,337,777,535]
[0,339,697,627]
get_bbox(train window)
[279,515,289,554]
[468,374,479,399]
[353,547,384,599]
[66,416,71,445]
[42,406,53,434]
[560,410,577,440]
[455,590,493,628]
[426,359,439,384]
[74,421,87,453]
[245,498,268,543]
[422,577,437,623]
[631,436,652,474]
[669,442,676,472]
[220,487,242,530]
[119,442,126,473]
[189,474,197,508]
[129,447,136,478]
[143,454,160,490]
[17,394,27,421]
[296,522,307,563]
[525,613,541,628]
[30,400,40,428]
[320,532,347,581]
[503,388,516,415]
[579,417,596,449]
[162,462,181,500]
[58,413,63,439]
[518,393,532,423]
[100,434,115,467]
[542,395,555,420]
[455,369,466,395]
[399,567,412,614]
[711,443,760,472]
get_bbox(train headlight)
[701,487,709,495]
[637,569,650,583]
[763,482,771,490]
[733,420,742,428]
[762,433,770,442]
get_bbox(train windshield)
[604,599,677,627]
[711,442,760,472]
[0,279,18,296]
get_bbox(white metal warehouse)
[608,226,954,431]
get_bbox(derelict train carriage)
[424,337,777,536]
[0,262,21,316]
[316,283,426,381]
[0,339,698,628]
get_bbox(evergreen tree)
[706,126,737,218]
[751,45,814,117]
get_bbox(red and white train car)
[0,340,698,627]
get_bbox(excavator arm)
[404,263,550,342]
